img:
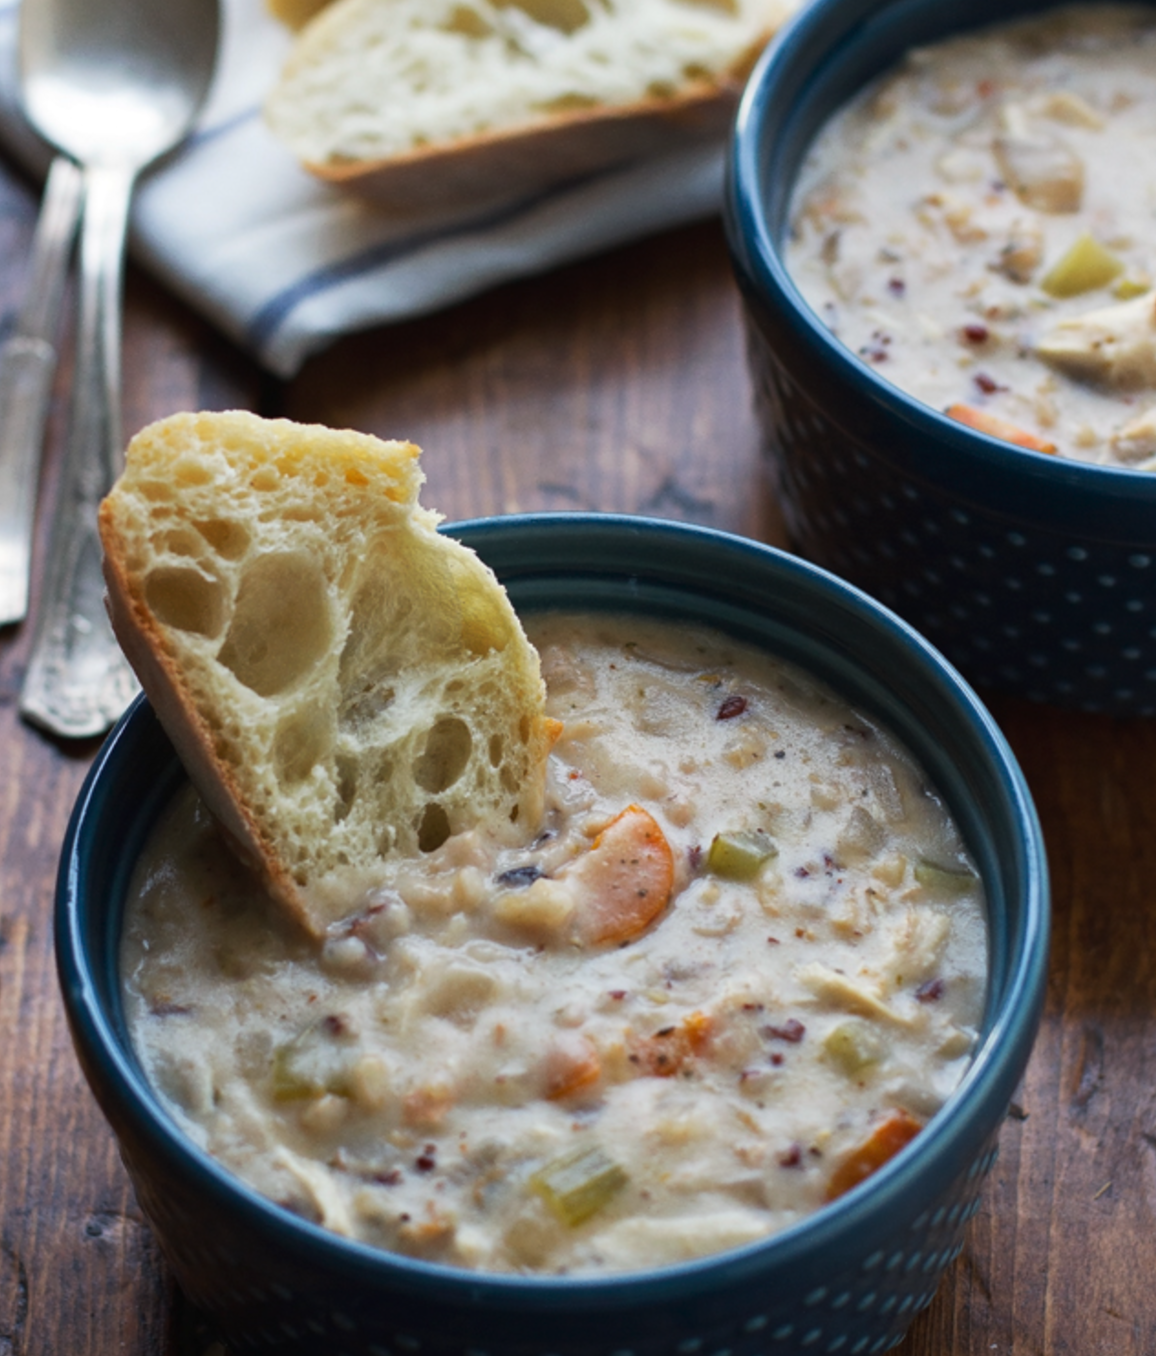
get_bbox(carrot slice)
[543,1036,602,1100]
[825,1109,924,1202]
[629,1010,713,1078]
[946,404,1057,454]
[402,1082,455,1129]
[568,804,674,945]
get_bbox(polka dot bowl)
[56,516,1047,1356]
[725,0,1156,715]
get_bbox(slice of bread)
[99,411,554,937]
[264,0,796,208]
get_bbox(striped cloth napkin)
[0,0,734,377]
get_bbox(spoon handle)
[20,162,139,739]
[0,156,83,628]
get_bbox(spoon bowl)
[16,0,220,739]
[21,3,221,166]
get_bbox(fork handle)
[20,162,140,739]
[0,156,83,627]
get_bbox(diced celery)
[824,1019,886,1075]
[530,1144,627,1226]
[1040,233,1123,298]
[270,1020,355,1102]
[1113,277,1151,300]
[913,860,977,897]
[706,830,777,881]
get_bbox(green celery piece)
[530,1144,627,1226]
[706,829,777,881]
[270,1020,354,1102]
[1040,233,1123,298]
[824,1018,886,1075]
[914,860,977,898]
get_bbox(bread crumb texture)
[265,0,792,168]
[99,411,551,935]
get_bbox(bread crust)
[308,74,747,209]
[102,534,304,909]
[99,411,554,939]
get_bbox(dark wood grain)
[283,222,787,543]
[2,140,1155,1356]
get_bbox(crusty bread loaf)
[99,411,554,937]
[264,0,796,207]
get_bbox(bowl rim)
[56,511,1049,1302]
[726,0,1156,515]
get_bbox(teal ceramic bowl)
[57,515,1047,1356]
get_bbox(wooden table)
[1,144,1154,1356]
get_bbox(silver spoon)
[17,0,221,739]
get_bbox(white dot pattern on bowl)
[749,339,1156,715]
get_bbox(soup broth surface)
[122,613,987,1274]
[787,4,1156,469]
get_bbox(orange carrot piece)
[946,404,1057,454]
[402,1083,455,1129]
[825,1109,924,1202]
[569,804,674,945]
[629,1010,714,1078]
[542,1036,602,1100]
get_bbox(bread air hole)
[417,802,452,853]
[442,4,493,36]
[144,565,227,638]
[273,707,332,784]
[159,528,205,558]
[338,560,420,699]
[195,518,251,560]
[173,458,213,486]
[495,0,590,33]
[340,682,396,734]
[218,551,333,697]
[334,754,358,821]
[137,480,174,503]
[413,717,473,794]
[536,93,600,112]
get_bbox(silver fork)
[0,154,82,628]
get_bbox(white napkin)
[0,0,730,377]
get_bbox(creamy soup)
[121,614,987,1275]
[787,4,1156,469]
